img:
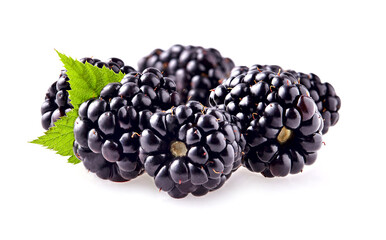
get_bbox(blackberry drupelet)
[139,101,245,198]
[41,57,136,130]
[209,66,324,177]
[138,44,235,105]
[73,67,181,182]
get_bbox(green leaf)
[30,110,80,164]
[55,50,125,110]
[67,155,81,164]
[31,50,125,164]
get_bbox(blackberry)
[139,101,245,198]
[209,66,324,177]
[240,64,341,134]
[138,44,235,105]
[73,68,181,182]
[41,57,136,130]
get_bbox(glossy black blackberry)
[209,66,324,177]
[210,66,301,129]
[73,68,181,182]
[244,65,340,134]
[243,94,323,177]
[139,101,245,198]
[41,57,136,130]
[138,44,235,105]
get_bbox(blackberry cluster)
[73,68,181,182]
[138,45,235,104]
[35,47,343,199]
[41,57,136,130]
[209,65,324,177]
[139,101,246,198]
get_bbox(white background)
[1,0,385,239]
